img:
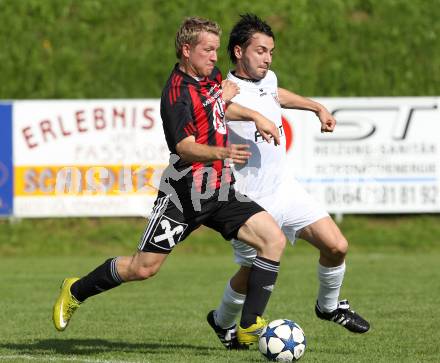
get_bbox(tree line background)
[0,0,439,99]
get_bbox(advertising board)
[10,97,440,217]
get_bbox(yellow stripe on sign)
[14,165,166,196]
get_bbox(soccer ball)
[258,319,306,362]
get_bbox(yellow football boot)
[52,278,81,331]
[237,316,268,345]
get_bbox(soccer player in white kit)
[207,14,370,349]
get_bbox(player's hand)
[254,114,280,146]
[317,107,336,133]
[224,144,251,164]
[221,80,240,103]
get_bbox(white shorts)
[232,178,329,267]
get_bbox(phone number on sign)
[320,185,438,206]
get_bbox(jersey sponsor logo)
[254,124,285,143]
[213,98,227,134]
[259,88,267,97]
[208,85,220,96]
[202,85,222,107]
[252,117,293,152]
[152,215,187,250]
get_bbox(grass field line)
[0,355,146,363]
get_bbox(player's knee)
[261,229,286,256]
[328,237,348,261]
[130,264,161,281]
[275,230,287,253]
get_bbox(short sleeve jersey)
[226,70,287,198]
[160,64,233,192]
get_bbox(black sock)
[240,256,279,328]
[70,257,123,302]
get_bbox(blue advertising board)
[0,103,13,216]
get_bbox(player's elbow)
[175,147,190,163]
[176,137,196,162]
[175,143,187,161]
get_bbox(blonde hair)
[175,17,221,59]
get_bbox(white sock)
[317,262,346,313]
[214,281,246,329]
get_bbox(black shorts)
[138,185,265,253]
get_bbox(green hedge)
[0,0,439,98]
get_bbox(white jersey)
[227,71,329,265]
[227,70,287,198]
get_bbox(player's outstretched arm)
[278,87,336,133]
[226,102,280,145]
[176,136,251,164]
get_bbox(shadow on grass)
[0,338,223,356]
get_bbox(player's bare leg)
[237,211,285,261]
[298,216,347,268]
[53,251,168,331]
[297,217,347,314]
[299,216,369,333]
[116,251,169,281]
[230,266,251,294]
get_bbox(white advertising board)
[283,97,440,213]
[13,100,169,217]
[11,97,440,217]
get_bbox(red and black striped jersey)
[160,64,233,192]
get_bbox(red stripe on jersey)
[184,122,197,137]
[210,160,222,189]
[172,74,178,104]
[213,132,230,189]
[188,84,209,144]
[212,100,227,188]
[175,75,182,98]
[168,86,173,105]
[187,80,230,190]
[215,71,222,84]
[192,162,204,192]
[188,122,196,134]
[168,74,176,105]
[188,83,210,191]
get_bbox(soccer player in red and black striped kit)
[53,17,286,347]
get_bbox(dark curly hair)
[227,13,274,64]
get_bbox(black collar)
[231,71,259,83]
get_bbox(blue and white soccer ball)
[258,319,306,362]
